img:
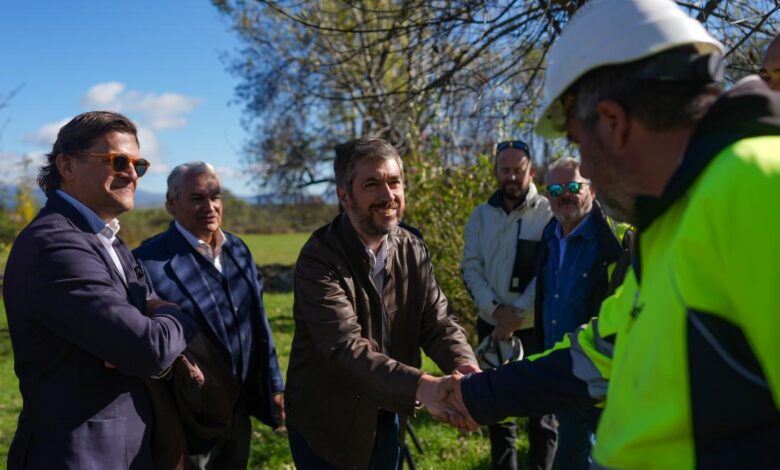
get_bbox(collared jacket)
[462,77,780,468]
[461,184,552,325]
[286,213,476,470]
[533,202,632,349]
[134,225,285,436]
[4,192,197,470]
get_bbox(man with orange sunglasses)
[4,111,197,469]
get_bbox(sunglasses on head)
[546,181,589,198]
[77,152,150,177]
[496,140,531,157]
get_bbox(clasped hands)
[415,364,481,433]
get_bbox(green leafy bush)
[404,155,495,337]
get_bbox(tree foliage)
[214,0,779,328]
[215,0,780,193]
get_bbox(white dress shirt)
[174,221,226,273]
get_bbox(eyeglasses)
[496,140,531,158]
[77,152,150,177]
[546,181,589,198]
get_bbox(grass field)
[241,232,310,266]
[0,233,532,468]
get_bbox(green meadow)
[0,234,532,468]
[241,233,310,266]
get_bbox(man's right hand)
[438,372,480,432]
[493,304,525,340]
[416,373,472,429]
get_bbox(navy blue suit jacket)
[3,192,197,470]
[133,224,284,429]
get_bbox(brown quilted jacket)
[286,214,476,469]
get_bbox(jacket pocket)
[19,417,129,470]
[70,417,129,470]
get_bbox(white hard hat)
[536,0,725,137]
[475,335,524,370]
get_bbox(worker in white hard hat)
[439,0,780,468]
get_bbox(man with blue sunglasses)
[533,157,631,470]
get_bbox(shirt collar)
[364,236,388,277]
[101,218,121,241]
[56,189,120,236]
[174,220,226,256]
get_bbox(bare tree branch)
[216,0,780,194]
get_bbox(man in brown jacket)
[285,138,479,469]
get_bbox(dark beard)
[356,205,403,237]
[501,185,528,208]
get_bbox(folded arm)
[29,231,197,377]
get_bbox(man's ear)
[165,196,175,216]
[55,154,75,182]
[336,186,349,207]
[595,100,630,152]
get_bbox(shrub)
[404,155,495,337]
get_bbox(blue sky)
[0,1,257,197]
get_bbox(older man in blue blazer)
[134,161,284,469]
[4,111,198,469]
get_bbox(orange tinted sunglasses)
[77,152,150,177]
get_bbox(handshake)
[415,363,482,433]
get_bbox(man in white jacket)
[461,140,555,470]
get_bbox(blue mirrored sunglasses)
[546,181,589,197]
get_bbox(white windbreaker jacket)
[461,184,552,326]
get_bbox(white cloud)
[136,126,167,174]
[81,82,125,109]
[81,82,202,130]
[214,165,247,179]
[25,117,72,148]
[135,92,202,130]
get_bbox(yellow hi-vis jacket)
[461,78,780,469]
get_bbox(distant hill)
[0,183,325,209]
[133,189,165,208]
[0,184,167,209]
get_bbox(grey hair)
[166,161,219,200]
[573,46,720,132]
[545,157,584,184]
[333,138,403,194]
